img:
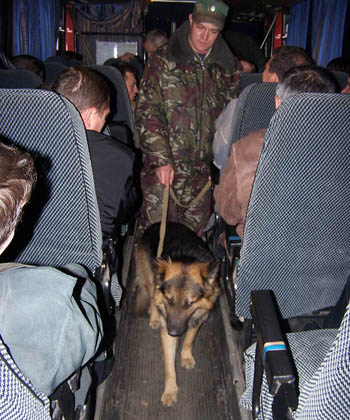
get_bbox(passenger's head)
[113,62,139,103]
[240,59,256,73]
[188,0,229,55]
[327,57,350,74]
[0,141,36,253]
[144,29,168,58]
[263,46,314,83]
[11,54,45,81]
[275,65,336,107]
[53,67,110,132]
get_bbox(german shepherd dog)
[134,222,220,406]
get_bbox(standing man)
[136,0,240,236]
[143,29,168,59]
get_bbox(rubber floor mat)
[101,289,241,420]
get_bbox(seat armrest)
[251,290,296,396]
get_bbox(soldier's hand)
[155,165,174,191]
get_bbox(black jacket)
[87,130,141,242]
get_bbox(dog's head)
[154,258,220,336]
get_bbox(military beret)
[193,0,229,30]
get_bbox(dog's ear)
[155,258,171,285]
[202,260,219,287]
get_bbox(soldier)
[136,0,240,237]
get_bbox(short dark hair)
[112,62,139,83]
[0,141,36,248]
[276,66,336,102]
[327,57,350,74]
[52,67,110,113]
[11,54,46,81]
[269,46,315,80]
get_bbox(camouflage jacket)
[136,21,240,173]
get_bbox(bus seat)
[43,61,67,83]
[241,290,350,419]
[235,92,350,321]
[0,69,42,88]
[331,70,348,92]
[0,333,51,420]
[231,82,276,146]
[0,88,116,418]
[240,72,262,91]
[215,82,276,317]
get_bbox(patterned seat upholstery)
[0,88,105,418]
[241,301,350,419]
[238,93,350,419]
[0,88,102,273]
[231,82,276,145]
[0,334,51,420]
[235,93,350,320]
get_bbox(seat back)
[43,61,67,83]
[0,88,102,274]
[0,334,51,420]
[85,64,133,134]
[293,300,350,419]
[0,69,42,88]
[236,93,350,319]
[230,82,276,147]
[240,72,262,91]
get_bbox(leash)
[156,179,212,258]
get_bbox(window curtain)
[311,0,348,66]
[12,0,60,60]
[72,1,144,64]
[286,0,311,49]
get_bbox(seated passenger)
[53,67,141,243]
[213,45,315,173]
[214,66,336,239]
[11,54,46,81]
[0,141,102,396]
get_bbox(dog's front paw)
[181,354,196,369]
[161,387,178,407]
[149,317,161,329]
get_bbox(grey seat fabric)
[0,334,51,420]
[239,72,262,91]
[235,93,350,319]
[0,69,42,88]
[241,301,350,419]
[0,88,102,273]
[0,88,106,417]
[231,82,276,146]
[43,61,67,83]
[85,64,133,134]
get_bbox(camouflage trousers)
[137,164,212,239]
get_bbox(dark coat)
[87,130,140,241]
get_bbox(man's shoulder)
[87,130,134,159]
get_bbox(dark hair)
[327,57,350,74]
[276,65,336,102]
[11,54,46,81]
[0,141,36,248]
[269,46,315,80]
[112,62,139,84]
[52,67,110,113]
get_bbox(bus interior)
[0,0,350,419]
